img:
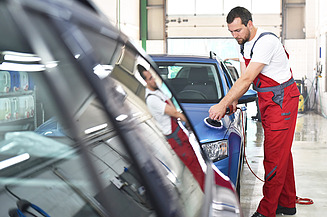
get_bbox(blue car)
[151,53,257,192]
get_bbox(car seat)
[178,67,217,100]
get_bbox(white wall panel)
[166,14,281,38]
[195,0,223,15]
[285,39,313,80]
[167,0,280,16]
[223,0,252,14]
[167,0,195,15]
[143,40,166,54]
[251,0,281,14]
[92,0,139,41]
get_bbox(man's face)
[144,70,158,90]
[227,17,251,45]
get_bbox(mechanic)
[208,6,300,217]
[137,64,205,190]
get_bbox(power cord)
[5,185,51,217]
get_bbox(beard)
[236,38,245,45]
[151,83,159,90]
[237,29,251,45]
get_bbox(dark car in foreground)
[151,54,257,192]
[0,0,243,216]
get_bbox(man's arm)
[208,62,265,120]
[240,61,246,75]
[224,57,240,62]
[164,103,187,123]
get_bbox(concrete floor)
[240,102,327,217]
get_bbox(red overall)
[165,101,205,191]
[244,57,300,217]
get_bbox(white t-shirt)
[239,28,291,84]
[145,88,172,135]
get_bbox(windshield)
[156,62,224,103]
[0,2,206,217]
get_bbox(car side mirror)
[238,89,257,104]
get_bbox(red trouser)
[166,117,205,191]
[253,74,300,217]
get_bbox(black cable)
[5,186,38,217]
[5,185,21,200]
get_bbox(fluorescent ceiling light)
[0,62,45,71]
[93,64,113,79]
[2,51,41,62]
[84,123,108,134]
[116,114,128,122]
[0,153,30,170]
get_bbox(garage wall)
[314,0,327,116]
[166,14,281,38]
[90,0,327,116]
[285,39,315,81]
[92,0,140,43]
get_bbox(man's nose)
[231,32,238,38]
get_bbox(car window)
[226,64,240,82]
[220,61,235,88]
[0,4,205,217]
[157,63,223,102]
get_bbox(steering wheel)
[178,90,207,99]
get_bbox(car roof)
[150,54,220,64]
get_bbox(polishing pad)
[204,117,223,129]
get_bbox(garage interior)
[92,0,327,216]
[242,102,326,216]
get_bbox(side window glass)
[226,64,240,82]
[159,66,183,79]
[221,62,234,88]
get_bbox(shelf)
[0,90,34,98]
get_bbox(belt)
[253,77,295,108]
[165,124,183,146]
[253,77,295,93]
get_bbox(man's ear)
[247,20,253,29]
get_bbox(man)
[209,7,300,217]
[137,64,205,190]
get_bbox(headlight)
[202,140,228,162]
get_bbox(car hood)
[181,103,233,143]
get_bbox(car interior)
[158,64,222,102]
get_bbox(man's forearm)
[220,76,252,107]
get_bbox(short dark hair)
[226,6,252,26]
[137,64,147,80]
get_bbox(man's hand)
[209,103,227,121]
[231,100,238,113]
[209,101,238,121]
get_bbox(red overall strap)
[242,32,292,88]
[244,57,280,88]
